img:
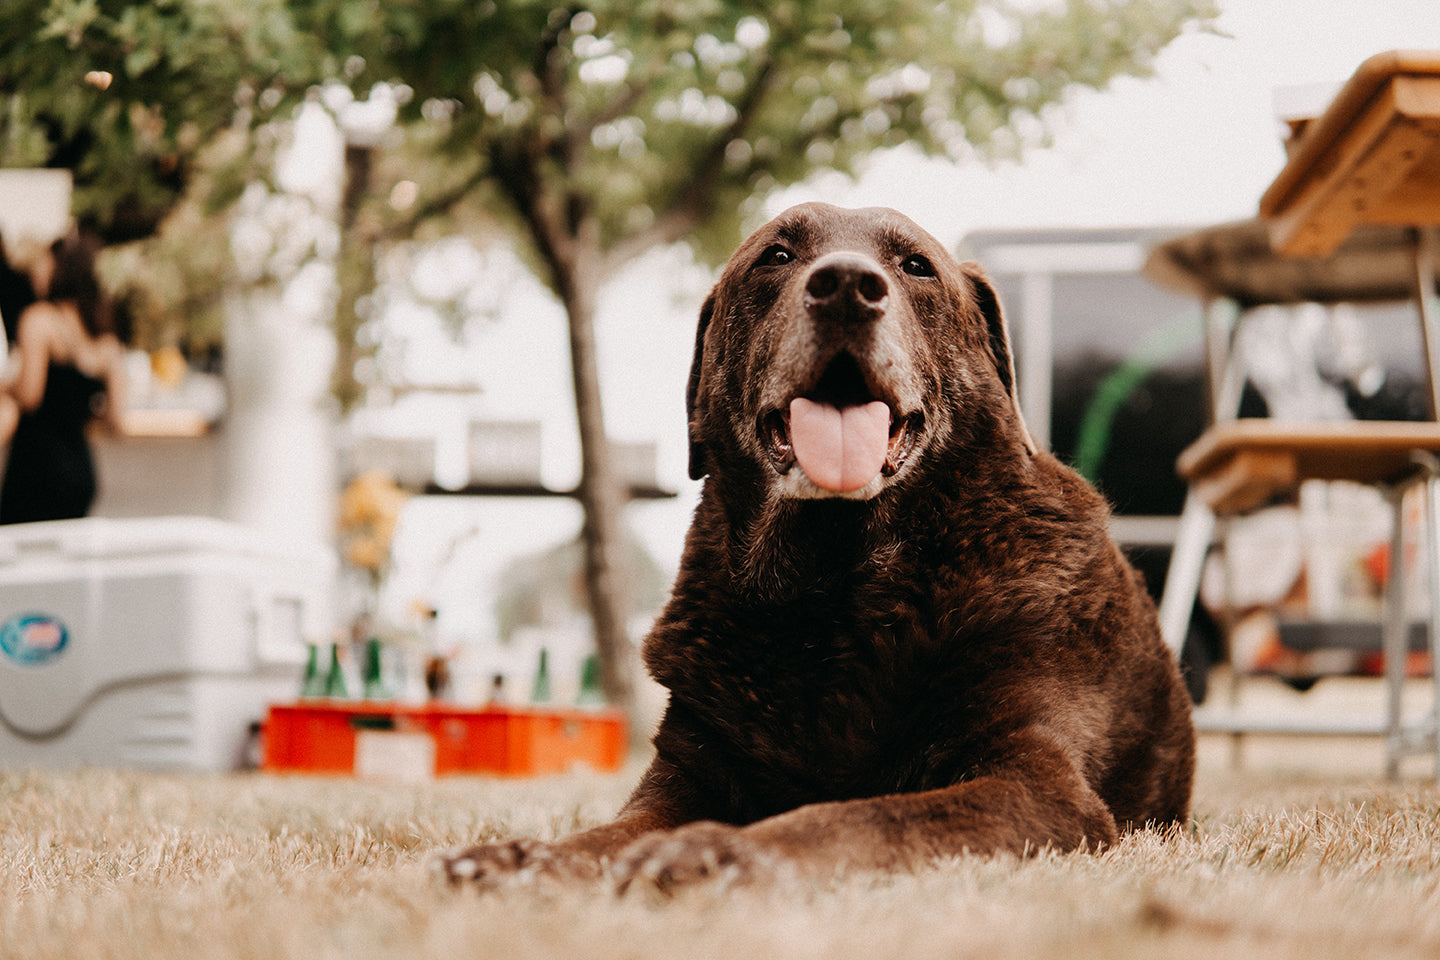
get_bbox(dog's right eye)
[901,254,936,278]
[758,245,794,267]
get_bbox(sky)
[379,0,1440,640]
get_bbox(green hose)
[1073,309,1204,484]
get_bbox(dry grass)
[3,738,1440,960]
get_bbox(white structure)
[220,283,340,546]
[0,517,334,770]
[0,169,71,251]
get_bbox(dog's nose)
[804,253,888,322]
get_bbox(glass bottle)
[300,643,327,698]
[362,638,390,700]
[324,642,349,699]
[530,647,551,704]
[576,653,605,707]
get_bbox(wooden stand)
[1148,50,1440,777]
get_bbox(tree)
[3,0,1218,715]
[0,0,328,243]
[305,0,1217,713]
[1,0,341,352]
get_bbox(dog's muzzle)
[761,254,925,497]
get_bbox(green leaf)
[124,44,160,77]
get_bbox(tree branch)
[488,135,575,297]
[535,8,574,119]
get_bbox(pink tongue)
[788,398,891,493]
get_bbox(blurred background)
[0,0,1437,769]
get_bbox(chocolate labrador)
[443,202,1194,892]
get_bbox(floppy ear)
[962,264,1038,456]
[686,291,716,480]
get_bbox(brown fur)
[442,203,1194,892]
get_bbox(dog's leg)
[610,734,1120,893]
[439,755,704,888]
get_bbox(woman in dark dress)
[0,233,126,524]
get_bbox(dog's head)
[686,203,1034,501]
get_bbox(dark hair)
[47,233,113,337]
[0,230,36,343]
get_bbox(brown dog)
[443,202,1194,892]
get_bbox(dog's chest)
[649,494,1051,813]
[662,587,963,808]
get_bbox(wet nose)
[803,253,889,322]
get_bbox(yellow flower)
[338,470,410,576]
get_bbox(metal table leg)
[1159,491,1215,658]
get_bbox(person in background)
[0,232,126,524]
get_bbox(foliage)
[0,0,328,242]
[1,0,335,349]
[3,0,1219,292]
[305,0,1219,277]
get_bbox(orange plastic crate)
[262,701,627,777]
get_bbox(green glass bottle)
[300,643,327,699]
[530,647,551,704]
[324,643,349,699]
[362,638,390,701]
[576,653,605,708]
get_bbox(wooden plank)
[1176,419,1440,513]
[1187,448,1297,515]
[1266,80,1410,256]
[1366,126,1440,224]
[1269,79,1440,257]
[1144,219,1439,307]
[1261,52,1440,258]
[1178,420,1440,478]
[1262,52,1440,217]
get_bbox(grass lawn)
[2,727,1440,960]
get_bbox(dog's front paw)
[610,821,781,895]
[438,838,601,890]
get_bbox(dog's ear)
[962,263,1037,456]
[686,291,716,480]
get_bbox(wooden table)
[1260,50,1440,259]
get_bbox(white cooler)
[0,516,335,771]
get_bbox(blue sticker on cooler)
[0,614,70,665]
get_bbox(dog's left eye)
[759,245,794,267]
[901,255,935,278]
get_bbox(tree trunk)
[558,253,636,717]
[332,142,377,412]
